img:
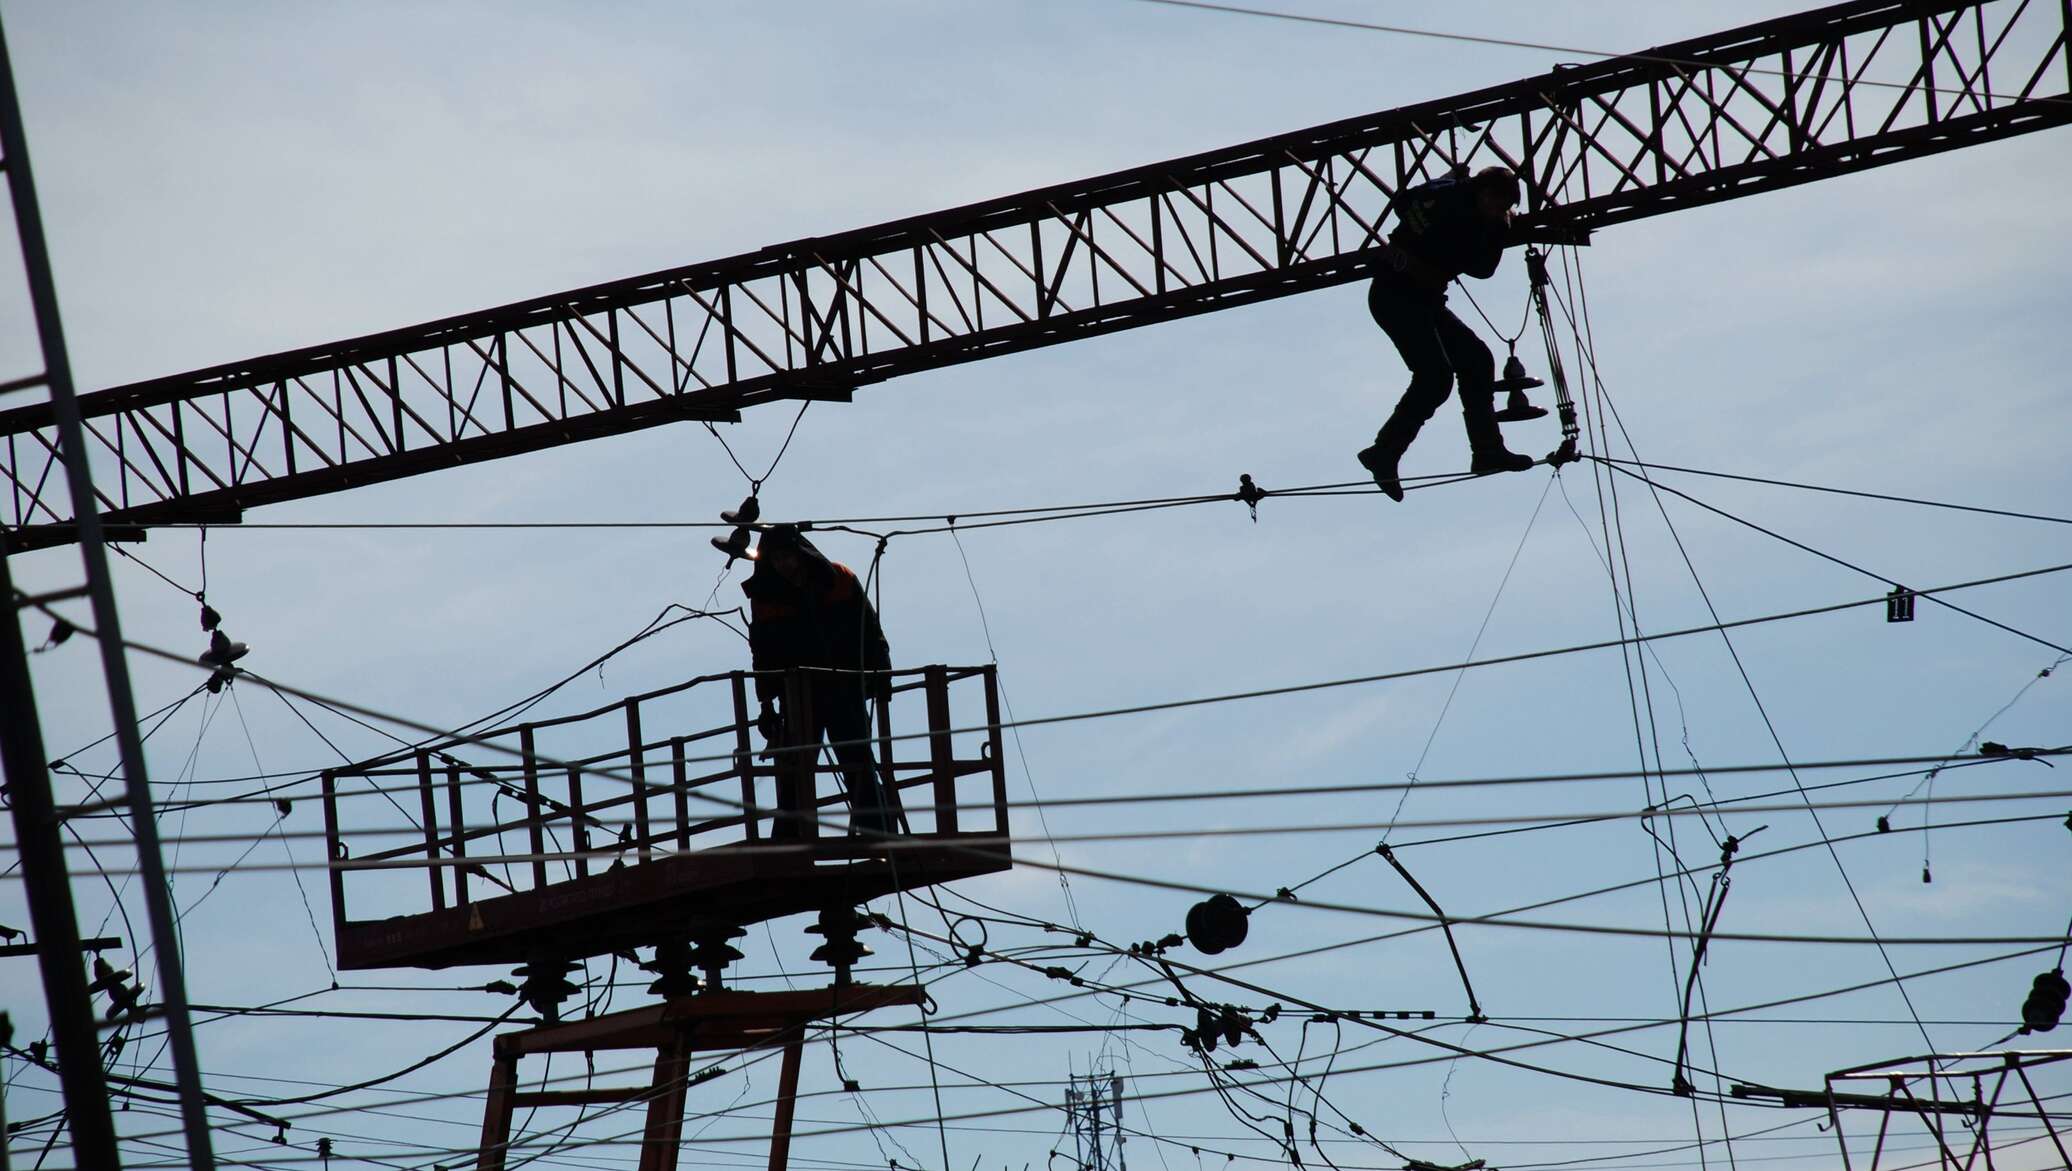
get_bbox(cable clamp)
[1980,741,2052,765]
[1234,474,1267,521]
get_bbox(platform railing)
[319,664,1006,934]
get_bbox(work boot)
[1469,447,1536,476]
[1357,444,1405,503]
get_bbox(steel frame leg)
[476,1053,519,1171]
[769,1040,804,1171]
[638,1035,693,1171]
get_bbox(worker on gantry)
[1358,165,1536,502]
[741,525,902,835]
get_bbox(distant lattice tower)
[1065,1070,1127,1171]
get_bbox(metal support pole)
[637,1034,692,1171]
[476,1051,518,1171]
[1,1019,11,1171]
[0,15,215,1168]
[767,1039,803,1171]
[0,554,118,1167]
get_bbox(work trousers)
[802,681,901,834]
[1366,279,1504,457]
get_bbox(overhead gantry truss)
[4,0,2068,551]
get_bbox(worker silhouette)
[741,525,901,835]
[1359,165,1535,502]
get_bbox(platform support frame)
[476,983,925,1171]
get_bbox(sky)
[4,2,2072,1169]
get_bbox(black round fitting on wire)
[1184,893,1250,955]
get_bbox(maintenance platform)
[319,664,1011,971]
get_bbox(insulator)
[710,525,753,562]
[512,959,582,1022]
[810,934,871,971]
[2021,969,2069,1033]
[690,927,747,991]
[1185,894,1250,955]
[1220,1008,1249,1048]
[88,956,132,995]
[1493,387,1549,423]
[198,629,250,669]
[721,494,761,526]
[1491,353,1544,395]
[806,906,874,985]
[89,956,146,1022]
[642,939,701,998]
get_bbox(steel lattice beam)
[1823,1050,2072,1170]
[5,0,2068,551]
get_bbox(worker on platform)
[1358,165,1536,502]
[741,525,901,836]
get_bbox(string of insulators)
[88,956,146,1023]
[710,493,762,562]
[510,959,581,1022]
[2021,968,2069,1033]
[196,598,250,693]
[806,905,874,987]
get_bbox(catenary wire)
[1592,457,2072,527]
[1593,459,2072,657]
[1127,0,2072,108]
[54,781,2071,856]
[1557,250,1940,1057]
[21,557,2069,809]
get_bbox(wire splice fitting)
[1235,474,1267,522]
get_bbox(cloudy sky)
[5,3,2072,1169]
